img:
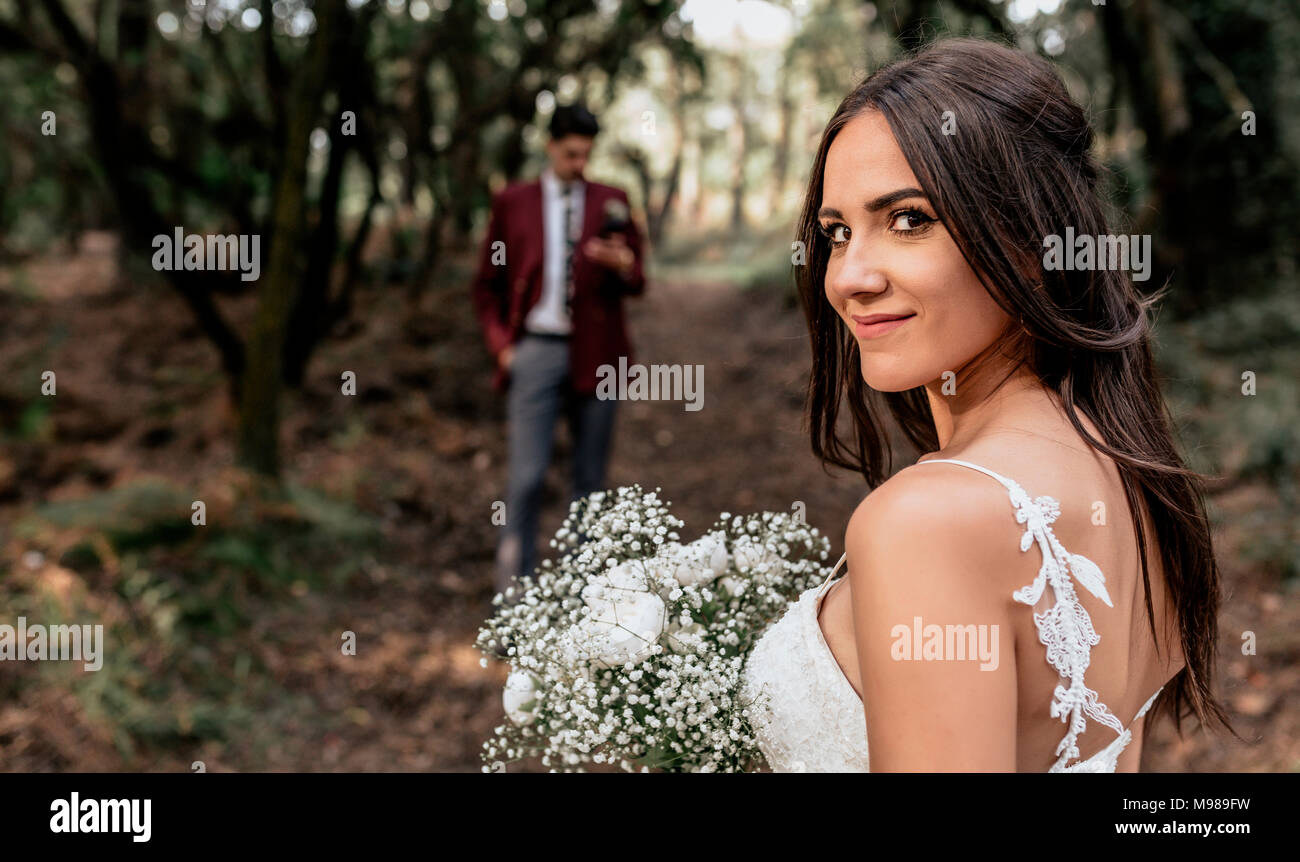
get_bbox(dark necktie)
[563,183,578,317]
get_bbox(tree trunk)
[729,53,747,231]
[236,0,345,478]
[769,77,792,214]
[282,1,377,386]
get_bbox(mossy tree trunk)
[236,0,346,478]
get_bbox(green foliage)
[1155,285,1300,578]
[2,477,381,760]
[15,400,55,441]
[0,52,104,256]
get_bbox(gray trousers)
[495,333,617,595]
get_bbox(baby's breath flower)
[474,484,831,772]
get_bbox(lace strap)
[817,552,848,598]
[912,457,1124,771]
[1134,685,1164,722]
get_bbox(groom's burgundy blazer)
[470,177,646,395]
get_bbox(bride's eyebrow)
[818,188,929,221]
[866,187,928,211]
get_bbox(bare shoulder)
[844,462,1024,769]
[845,462,1028,602]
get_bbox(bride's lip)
[851,312,915,338]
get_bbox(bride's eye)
[817,222,851,247]
[889,208,936,234]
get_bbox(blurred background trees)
[1,0,700,475]
[3,1,1296,462]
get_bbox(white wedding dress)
[740,458,1165,773]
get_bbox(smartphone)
[598,199,630,238]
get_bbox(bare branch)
[34,0,90,59]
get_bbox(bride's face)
[819,110,1012,393]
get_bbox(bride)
[741,38,1230,772]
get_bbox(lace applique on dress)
[916,458,1163,772]
[739,552,870,773]
[738,458,1164,772]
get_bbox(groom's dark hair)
[550,103,600,140]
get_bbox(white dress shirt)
[524,166,585,335]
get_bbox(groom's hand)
[497,345,515,372]
[583,236,635,279]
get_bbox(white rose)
[719,575,748,597]
[696,533,731,577]
[669,533,730,587]
[581,561,650,614]
[572,589,666,667]
[605,560,649,591]
[643,543,698,594]
[733,537,779,573]
[503,669,540,725]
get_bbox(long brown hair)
[795,37,1230,737]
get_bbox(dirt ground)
[0,232,1294,772]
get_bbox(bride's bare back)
[817,401,1186,771]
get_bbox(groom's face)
[547,134,594,183]
[819,110,1011,393]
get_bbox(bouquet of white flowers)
[475,485,831,773]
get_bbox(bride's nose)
[827,243,889,301]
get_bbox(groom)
[471,103,647,596]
